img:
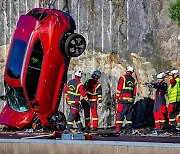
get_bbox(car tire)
[64,33,86,57]
[49,111,67,131]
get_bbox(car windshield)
[7,39,27,79]
[5,83,29,112]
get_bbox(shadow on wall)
[99,93,155,129]
[132,97,155,129]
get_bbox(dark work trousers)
[168,102,180,126]
[84,101,98,129]
[116,102,133,131]
[67,104,83,132]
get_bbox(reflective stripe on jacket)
[67,79,81,96]
[84,79,102,101]
[64,77,88,104]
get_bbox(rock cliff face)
[0,0,179,126]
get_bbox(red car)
[0,8,86,131]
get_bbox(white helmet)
[157,72,165,79]
[171,69,179,75]
[126,66,134,73]
[74,70,83,78]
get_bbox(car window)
[7,39,27,79]
[27,10,47,21]
[5,83,29,112]
[26,39,44,101]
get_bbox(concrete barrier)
[0,139,180,154]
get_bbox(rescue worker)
[64,70,89,133]
[83,70,102,131]
[167,69,180,129]
[148,72,167,129]
[115,66,136,132]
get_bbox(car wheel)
[49,112,67,132]
[65,33,86,57]
[60,31,72,56]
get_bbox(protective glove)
[98,103,102,109]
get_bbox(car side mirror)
[32,99,39,108]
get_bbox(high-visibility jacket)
[64,77,88,105]
[84,79,102,102]
[168,77,180,103]
[116,72,136,103]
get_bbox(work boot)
[84,127,91,133]
[151,129,159,135]
[63,129,72,134]
[125,129,132,135]
[131,129,140,135]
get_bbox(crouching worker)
[115,66,136,132]
[64,70,89,133]
[148,72,167,130]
